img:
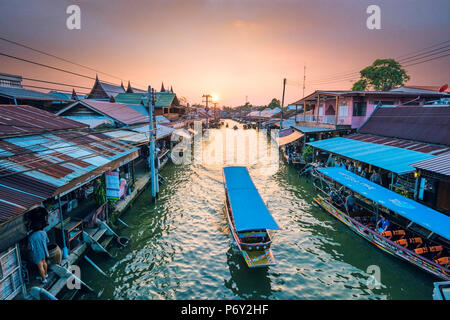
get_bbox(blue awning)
[307,137,435,174]
[318,167,450,240]
[223,166,280,232]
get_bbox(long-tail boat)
[222,166,280,268]
[312,167,450,280]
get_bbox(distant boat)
[233,125,238,130]
[222,166,280,268]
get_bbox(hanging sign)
[106,171,120,199]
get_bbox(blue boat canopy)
[223,166,280,232]
[307,137,435,175]
[318,167,450,240]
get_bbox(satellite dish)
[438,84,448,92]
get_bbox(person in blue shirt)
[28,222,50,284]
[345,191,356,213]
[377,215,390,233]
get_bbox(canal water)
[78,121,435,300]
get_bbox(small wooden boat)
[223,166,280,268]
[312,167,450,280]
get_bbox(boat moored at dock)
[312,167,450,280]
[222,166,280,268]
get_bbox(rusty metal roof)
[0,104,88,137]
[358,106,450,146]
[0,128,139,225]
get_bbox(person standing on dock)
[28,222,50,284]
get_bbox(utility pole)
[303,65,306,121]
[280,78,286,130]
[202,94,212,127]
[148,86,159,199]
[213,102,218,121]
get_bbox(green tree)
[352,59,410,91]
[352,79,368,91]
[268,98,281,109]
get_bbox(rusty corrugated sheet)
[0,125,139,224]
[0,104,88,137]
[358,106,450,146]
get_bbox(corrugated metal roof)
[132,123,175,140]
[412,152,450,177]
[0,86,72,101]
[115,93,147,105]
[63,116,113,128]
[57,100,149,125]
[0,104,88,136]
[307,137,435,174]
[348,134,450,155]
[358,106,450,146]
[0,129,139,224]
[155,92,175,108]
[292,125,337,133]
[98,81,125,98]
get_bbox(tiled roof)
[0,104,88,136]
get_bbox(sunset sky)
[0,0,449,107]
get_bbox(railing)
[296,115,350,125]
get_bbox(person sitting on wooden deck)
[376,214,390,233]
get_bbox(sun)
[212,93,219,102]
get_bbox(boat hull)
[223,205,277,268]
[314,195,450,280]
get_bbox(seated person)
[328,190,340,204]
[376,214,390,233]
[345,191,357,213]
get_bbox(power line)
[0,35,146,88]
[306,39,450,85]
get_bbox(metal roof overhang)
[318,167,450,240]
[307,137,435,174]
[277,130,304,146]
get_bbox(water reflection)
[75,120,434,300]
[224,246,273,299]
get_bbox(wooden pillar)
[303,102,306,121]
[316,94,320,123]
[335,96,339,125]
